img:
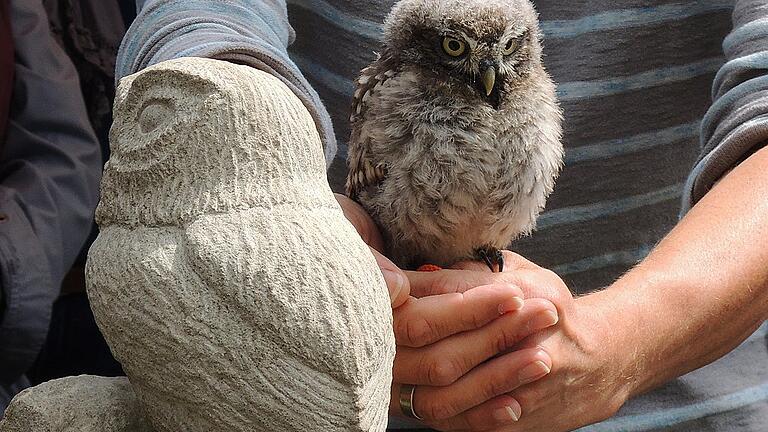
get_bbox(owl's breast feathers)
[347,58,559,200]
[346,59,562,267]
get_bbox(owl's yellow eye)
[503,38,519,56]
[442,37,467,57]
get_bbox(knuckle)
[515,384,544,411]
[443,292,465,308]
[422,400,459,421]
[494,326,521,353]
[430,273,455,295]
[462,309,484,330]
[446,293,483,328]
[602,395,626,419]
[463,406,498,430]
[483,376,510,400]
[425,356,463,386]
[399,316,433,347]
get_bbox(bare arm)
[592,143,768,399]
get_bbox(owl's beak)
[482,66,497,96]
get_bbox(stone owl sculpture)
[86,58,394,432]
[346,0,563,271]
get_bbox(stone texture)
[85,58,395,432]
[0,375,152,432]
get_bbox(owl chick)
[346,0,564,271]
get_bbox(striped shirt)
[119,0,768,430]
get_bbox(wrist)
[588,265,703,399]
[572,285,651,403]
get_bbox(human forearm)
[593,145,768,398]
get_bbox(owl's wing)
[346,52,398,200]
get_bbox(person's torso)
[287,0,731,293]
[286,2,768,431]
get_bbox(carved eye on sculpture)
[109,70,215,173]
[139,98,175,134]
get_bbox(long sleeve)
[116,0,337,167]
[683,0,768,212]
[0,0,102,394]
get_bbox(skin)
[337,144,768,431]
[335,193,559,419]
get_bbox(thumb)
[369,246,410,308]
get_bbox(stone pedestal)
[0,376,152,432]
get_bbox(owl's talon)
[476,247,504,273]
[494,249,504,272]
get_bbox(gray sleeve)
[682,0,768,213]
[0,0,102,386]
[117,0,337,167]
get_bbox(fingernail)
[498,297,524,314]
[492,402,521,422]
[383,269,404,304]
[519,360,551,384]
[529,310,559,330]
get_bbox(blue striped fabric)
[118,0,768,430]
[539,2,733,38]
[291,53,725,101]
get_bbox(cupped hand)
[389,290,558,427]
[401,251,633,431]
[334,195,563,427]
[387,254,573,429]
[335,193,410,307]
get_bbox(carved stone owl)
[86,58,394,432]
[346,0,563,271]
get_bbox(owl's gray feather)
[347,0,564,269]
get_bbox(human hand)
[335,193,409,307]
[401,251,632,431]
[388,257,568,428]
[334,195,562,426]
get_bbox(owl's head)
[383,0,542,109]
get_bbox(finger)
[370,247,410,308]
[405,269,500,297]
[436,378,555,431]
[406,252,541,297]
[335,193,385,251]
[505,268,573,314]
[392,283,524,348]
[451,250,539,273]
[414,348,551,424]
[430,395,523,431]
[394,298,559,386]
[416,265,569,310]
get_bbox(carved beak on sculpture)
[480,60,501,110]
